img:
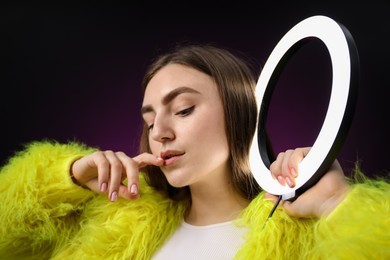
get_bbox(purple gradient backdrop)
[1,3,390,177]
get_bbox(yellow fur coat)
[0,141,389,259]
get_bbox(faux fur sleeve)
[0,140,97,258]
[312,178,390,258]
[236,174,390,259]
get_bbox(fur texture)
[0,141,389,259]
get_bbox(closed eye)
[175,106,195,117]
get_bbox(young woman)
[0,44,389,259]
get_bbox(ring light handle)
[249,15,359,201]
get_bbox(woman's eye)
[175,106,195,116]
[147,124,154,131]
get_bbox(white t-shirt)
[152,220,248,260]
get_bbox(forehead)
[142,64,218,105]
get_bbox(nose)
[150,116,175,142]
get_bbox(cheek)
[192,111,229,152]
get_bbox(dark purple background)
[1,2,389,177]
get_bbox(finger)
[270,152,283,178]
[103,150,125,202]
[115,152,141,199]
[92,151,111,193]
[72,151,110,192]
[131,153,164,194]
[281,149,293,176]
[270,152,287,186]
[278,200,299,217]
[115,152,164,200]
[132,152,165,168]
[281,149,296,187]
[117,184,139,200]
[288,147,310,177]
[280,198,316,218]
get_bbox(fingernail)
[130,184,138,194]
[110,191,118,202]
[290,167,298,177]
[157,157,165,165]
[277,176,285,185]
[100,182,107,192]
[286,177,295,188]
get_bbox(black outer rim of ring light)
[258,22,360,200]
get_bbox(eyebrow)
[141,86,201,115]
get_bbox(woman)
[0,44,389,259]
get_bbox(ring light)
[249,15,359,200]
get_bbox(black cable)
[262,195,282,229]
[267,195,282,218]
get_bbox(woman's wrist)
[69,159,90,190]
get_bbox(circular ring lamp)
[249,15,359,201]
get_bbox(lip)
[160,150,185,166]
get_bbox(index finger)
[115,152,164,197]
[132,152,165,168]
[289,147,311,174]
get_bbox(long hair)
[139,43,262,201]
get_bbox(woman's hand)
[70,151,164,201]
[266,147,351,218]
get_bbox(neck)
[185,180,249,226]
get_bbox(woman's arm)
[0,140,97,258]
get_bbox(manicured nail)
[110,191,118,202]
[157,157,166,166]
[290,167,298,177]
[286,177,294,188]
[277,176,285,186]
[100,182,107,192]
[130,184,138,194]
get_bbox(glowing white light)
[249,15,358,200]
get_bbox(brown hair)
[139,43,262,201]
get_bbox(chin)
[167,179,188,188]
[165,173,190,188]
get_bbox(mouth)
[160,150,185,166]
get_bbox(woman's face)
[142,64,230,188]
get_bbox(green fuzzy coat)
[0,141,389,259]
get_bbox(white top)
[152,220,248,260]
